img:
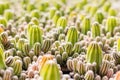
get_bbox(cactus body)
[40,60,60,80]
[91,22,101,38]
[57,17,67,29]
[86,42,103,70]
[95,11,104,24]
[66,26,78,45]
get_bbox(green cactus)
[77,61,85,75]
[86,42,103,70]
[108,8,117,16]
[31,10,40,19]
[90,6,98,16]
[66,26,78,45]
[95,11,104,24]
[81,17,91,35]
[65,42,73,56]
[49,7,56,19]
[0,17,7,27]
[91,22,101,38]
[99,60,110,76]
[4,10,14,21]
[0,2,5,15]
[42,39,52,53]
[84,70,94,80]
[39,2,49,11]
[117,38,120,52]
[23,43,30,56]
[106,16,117,36]
[17,38,25,52]
[0,45,6,69]
[27,25,43,47]
[33,42,41,56]
[52,11,61,25]
[72,42,81,53]
[103,2,111,12]
[27,3,35,12]
[23,57,31,70]
[62,52,68,61]
[57,16,67,29]
[31,17,39,25]
[40,60,60,80]
[13,60,22,76]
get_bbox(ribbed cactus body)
[42,39,52,53]
[31,10,40,19]
[95,11,104,24]
[49,7,56,19]
[4,10,14,21]
[27,25,43,47]
[72,42,81,53]
[23,43,30,56]
[117,38,120,52]
[84,70,94,80]
[77,61,85,75]
[33,42,41,56]
[17,39,25,51]
[0,45,6,69]
[81,17,91,35]
[13,60,22,75]
[52,11,60,25]
[57,17,67,29]
[108,8,116,16]
[66,26,78,45]
[86,42,103,70]
[65,42,73,56]
[27,3,35,12]
[0,17,7,27]
[106,16,117,35]
[91,22,101,38]
[40,60,60,80]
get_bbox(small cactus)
[72,42,81,53]
[106,16,117,36]
[3,69,12,80]
[17,38,25,52]
[27,25,43,47]
[52,11,61,25]
[95,11,104,24]
[31,10,40,19]
[81,17,91,35]
[65,42,73,56]
[103,2,111,12]
[57,16,67,29]
[49,7,56,19]
[91,22,101,38]
[117,38,120,52]
[13,60,22,76]
[86,41,103,70]
[4,10,14,21]
[66,26,78,45]
[0,17,7,28]
[23,57,31,70]
[0,45,6,69]
[42,39,52,53]
[33,42,41,56]
[108,8,116,16]
[113,52,120,65]
[76,61,85,75]
[23,43,30,56]
[40,60,60,80]
[84,70,94,80]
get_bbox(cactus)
[49,7,56,19]
[13,60,22,75]
[65,42,73,56]
[90,6,98,16]
[117,38,120,52]
[113,52,120,65]
[67,59,73,71]
[103,2,111,12]
[57,16,67,29]
[91,22,101,38]
[106,16,117,36]
[0,17,7,27]
[0,45,6,69]
[95,11,104,24]
[23,57,31,70]
[17,38,25,52]
[108,8,117,16]
[4,10,14,21]
[27,3,35,12]
[66,26,78,45]
[31,10,40,19]
[31,17,39,25]
[40,60,60,80]
[86,42,103,70]
[77,61,85,75]
[42,39,52,53]
[3,69,12,80]
[72,42,81,53]
[33,42,41,56]
[5,56,14,67]
[99,60,110,76]
[38,54,53,71]
[52,11,61,25]
[23,43,30,56]
[0,32,8,46]
[84,70,94,80]
[27,25,43,47]
[39,2,49,11]
[81,17,91,35]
